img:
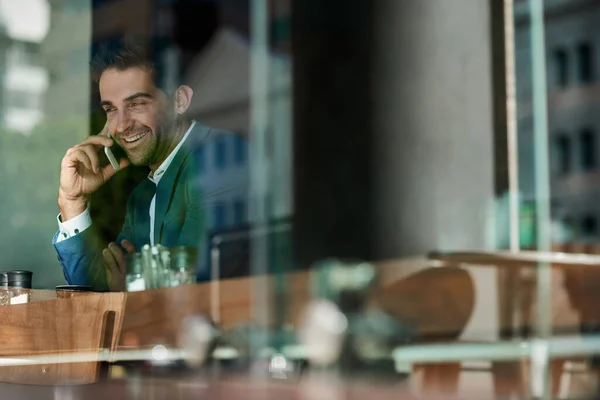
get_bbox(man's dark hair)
[90,36,157,85]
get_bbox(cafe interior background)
[1,0,600,397]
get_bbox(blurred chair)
[373,262,475,394]
[426,247,600,396]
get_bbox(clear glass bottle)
[125,253,146,292]
[170,246,198,286]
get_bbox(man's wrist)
[58,190,88,222]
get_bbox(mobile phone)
[104,131,120,171]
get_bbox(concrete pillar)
[371,1,496,258]
[371,1,499,344]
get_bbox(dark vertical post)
[292,0,374,267]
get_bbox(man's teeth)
[123,130,148,143]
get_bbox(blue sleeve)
[53,228,109,291]
[53,194,136,292]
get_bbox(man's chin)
[125,153,151,167]
[130,158,151,167]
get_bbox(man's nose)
[114,109,133,135]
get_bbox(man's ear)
[174,85,194,115]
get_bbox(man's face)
[99,67,173,167]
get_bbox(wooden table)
[429,250,600,396]
[0,258,478,393]
[1,251,591,396]
[119,264,474,349]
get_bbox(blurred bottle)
[125,253,146,292]
[170,246,197,286]
[128,246,198,290]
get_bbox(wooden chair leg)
[513,358,567,397]
[414,362,461,394]
[492,361,524,396]
[552,359,566,397]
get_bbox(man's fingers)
[100,156,129,180]
[118,157,130,169]
[76,144,101,173]
[121,240,136,253]
[70,149,93,171]
[78,135,113,148]
[108,242,126,273]
[102,247,119,273]
[103,247,125,292]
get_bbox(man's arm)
[54,129,130,290]
[53,228,109,291]
[53,194,136,291]
[56,208,92,243]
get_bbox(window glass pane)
[581,128,596,171]
[555,135,571,174]
[196,144,205,174]
[214,136,227,170]
[213,201,226,230]
[552,48,568,88]
[582,214,598,236]
[234,135,247,165]
[233,199,246,225]
[577,42,594,83]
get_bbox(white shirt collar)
[148,120,196,185]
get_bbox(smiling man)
[53,38,228,291]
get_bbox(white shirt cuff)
[56,208,92,243]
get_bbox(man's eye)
[130,102,147,107]
[104,108,116,113]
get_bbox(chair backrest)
[374,266,475,342]
[0,291,126,385]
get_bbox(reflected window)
[197,144,205,174]
[556,135,571,174]
[581,128,596,171]
[234,135,247,166]
[213,202,226,229]
[553,48,569,88]
[215,137,227,170]
[582,215,598,236]
[577,42,594,84]
[233,199,246,225]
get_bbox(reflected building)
[42,0,91,126]
[515,0,600,242]
[0,0,49,133]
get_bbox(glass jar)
[0,272,8,305]
[7,270,32,304]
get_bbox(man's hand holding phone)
[58,125,130,221]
